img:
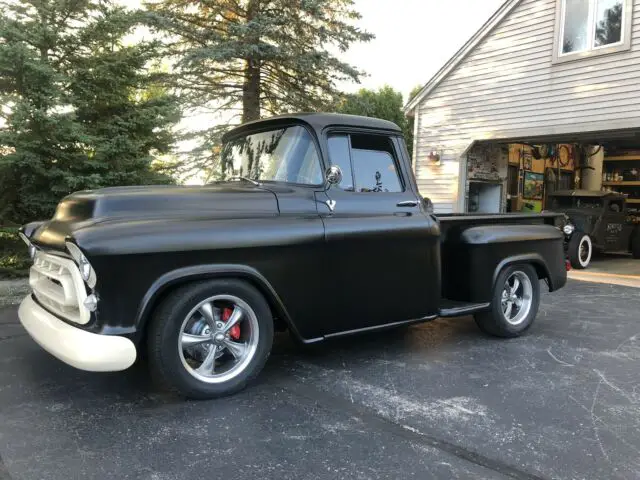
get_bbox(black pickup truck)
[17,113,567,399]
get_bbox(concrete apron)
[569,270,640,288]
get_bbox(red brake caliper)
[222,307,241,340]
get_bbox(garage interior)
[463,130,640,275]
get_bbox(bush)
[0,227,30,278]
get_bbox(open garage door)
[464,131,640,276]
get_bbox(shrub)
[0,227,30,278]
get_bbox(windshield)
[551,196,603,209]
[220,125,323,185]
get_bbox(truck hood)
[27,184,279,250]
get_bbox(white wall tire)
[568,233,592,269]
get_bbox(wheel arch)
[134,264,303,343]
[491,254,555,292]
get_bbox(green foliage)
[0,227,29,278]
[144,0,373,175]
[407,85,423,104]
[0,0,180,224]
[335,85,417,159]
[405,84,424,162]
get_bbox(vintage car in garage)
[17,113,568,399]
[548,190,640,269]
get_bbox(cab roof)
[223,113,402,142]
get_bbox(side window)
[609,199,624,212]
[350,134,402,193]
[327,135,355,190]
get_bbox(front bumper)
[18,295,136,372]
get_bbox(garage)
[460,135,640,272]
[404,0,640,276]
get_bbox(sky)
[341,0,505,100]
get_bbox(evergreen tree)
[144,0,372,173]
[0,0,180,224]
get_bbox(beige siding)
[415,0,640,212]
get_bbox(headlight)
[563,224,575,235]
[83,294,98,312]
[18,232,37,259]
[65,241,97,289]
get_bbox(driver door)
[316,131,441,336]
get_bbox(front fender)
[134,264,310,344]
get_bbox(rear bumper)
[18,295,136,372]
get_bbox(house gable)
[404,0,523,115]
[409,0,640,212]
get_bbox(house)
[405,0,640,215]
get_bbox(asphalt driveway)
[1,279,639,480]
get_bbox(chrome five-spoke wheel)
[500,271,533,326]
[179,295,259,383]
[148,280,274,399]
[474,263,540,338]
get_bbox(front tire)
[474,264,540,338]
[147,279,274,399]
[568,232,592,269]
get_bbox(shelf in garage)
[603,181,640,186]
[604,155,640,161]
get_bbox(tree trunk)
[242,59,260,123]
[242,0,261,123]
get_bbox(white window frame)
[552,0,633,64]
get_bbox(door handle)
[396,200,419,207]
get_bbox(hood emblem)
[326,199,336,212]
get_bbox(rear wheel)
[147,280,273,399]
[568,232,592,269]
[474,264,540,338]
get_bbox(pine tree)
[0,0,180,224]
[144,0,372,172]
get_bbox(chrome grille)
[29,252,90,325]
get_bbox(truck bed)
[435,212,566,304]
[436,212,561,241]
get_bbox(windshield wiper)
[229,176,262,187]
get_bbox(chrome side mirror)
[325,165,343,189]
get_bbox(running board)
[438,299,491,318]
